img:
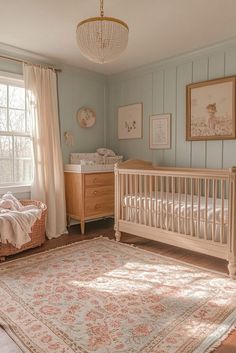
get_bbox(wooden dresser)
[64,167,114,234]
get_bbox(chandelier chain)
[100,0,104,17]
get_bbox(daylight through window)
[0,74,33,186]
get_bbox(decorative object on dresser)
[77,107,96,128]
[118,103,143,139]
[0,200,47,261]
[186,76,236,141]
[1,237,236,353]
[149,113,171,149]
[114,160,236,278]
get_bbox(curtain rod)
[0,54,62,72]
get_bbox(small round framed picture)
[77,107,96,128]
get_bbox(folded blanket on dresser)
[0,192,42,249]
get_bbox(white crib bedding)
[123,192,228,242]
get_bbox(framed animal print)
[118,103,143,139]
[186,76,236,141]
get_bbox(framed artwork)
[186,76,236,141]
[118,103,142,139]
[149,114,171,149]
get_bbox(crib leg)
[228,261,236,279]
[115,230,121,242]
[0,257,6,262]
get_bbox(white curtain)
[24,63,67,239]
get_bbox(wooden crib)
[114,160,236,278]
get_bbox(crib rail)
[115,162,235,245]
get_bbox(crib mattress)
[123,192,228,242]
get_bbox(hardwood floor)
[1,218,236,353]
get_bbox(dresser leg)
[67,215,71,227]
[81,221,85,235]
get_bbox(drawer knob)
[93,191,97,195]
[93,178,97,183]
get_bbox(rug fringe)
[193,310,236,353]
[202,323,236,353]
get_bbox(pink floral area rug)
[0,237,236,353]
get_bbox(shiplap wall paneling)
[205,52,225,168]
[152,70,165,165]
[191,57,208,167]
[175,62,192,167]
[162,66,177,166]
[108,83,122,152]
[140,73,153,161]
[223,48,236,168]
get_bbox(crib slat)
[121,174,124,220]
[172,176,175,232]
[129,174,133,210]
[134,175,138,223]
[184,178,187,235]
[190,178,194,237]
[161,176,164,229]
[178,177,181,233]
[129,174,133,223]
[144,175,147,226]
[125,174,129,221]
[166,176,169,231]
[212,179,216,242]
[204,179,209,240]
[197,178,201,238]
[139,175,142,224]
[154,176,158,228]
[149,176,153,227]
[220,180,225,244]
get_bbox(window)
[0,72,33,187]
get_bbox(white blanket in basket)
[0,193,42,249]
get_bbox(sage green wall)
[57,65,107,163]
[108,39,236,169]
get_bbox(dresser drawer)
[85,172,114,187]
[85,195,114,217]
[85,185,114,199]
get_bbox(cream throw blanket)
[0,193,42,249]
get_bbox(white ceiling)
[1,0,236,75]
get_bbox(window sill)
[0,185,31,194]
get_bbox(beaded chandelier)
[76,0,129,64]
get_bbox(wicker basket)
[0,200,47,260]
